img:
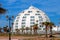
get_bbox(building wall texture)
[13,6,50,32]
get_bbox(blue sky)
[0,0,60,27]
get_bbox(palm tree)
[25,27,29,34]
[33,24,38,34]
[48,22,54,37]
[42,22,50,37]
[19,28,21,34]
[0,4,6,32]
[3,26,8,33]
[30,26,33,34]
[21,26,24,34]
[0,7,6,14]
[15,29,20,34]
[0,4,6,14]
[0,4,6,33]
[42,22,54,37]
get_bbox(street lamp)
[6,15,14,40]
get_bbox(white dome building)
[13,6,50,32]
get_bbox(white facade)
[52,26,60,31]
[13,6,50,32]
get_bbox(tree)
[42,22,54,37]
[15,29,20,34]
[21,26,24,34]
[0,4,6,14]
[0,7,6,14]
[33,24,38,34]
[25,27,29,34]
[0,4,6,32]
[3,26,8,33]
[42,22,50,37]
[30,26,33,34]
[48,22,54,37]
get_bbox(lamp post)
[6,15,14,40]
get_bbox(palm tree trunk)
[50,27,52,37]
[34,29,35,34]
[30,29,32,35]
[46,26,47,37]
[26,30,27,34]
[36,29,37,35]
[34,29,37,35]
[22,30,23,34]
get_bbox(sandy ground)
[0,37,60,40]
[0,34,60,40]
[0,36,39,40]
